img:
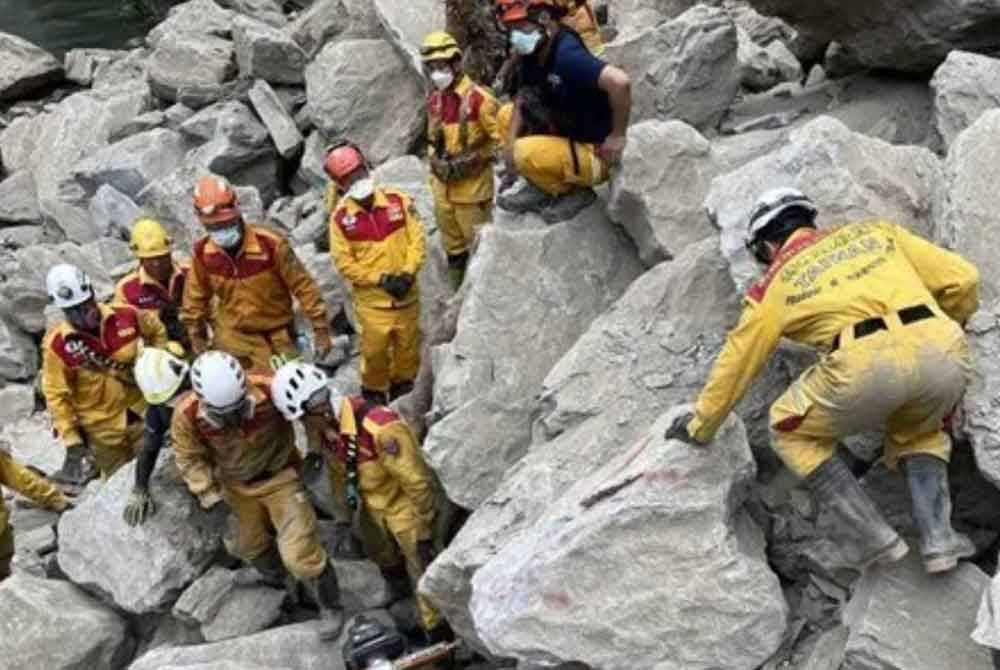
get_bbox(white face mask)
[347,176,375,202]
[430,69,454,90]
[510,29,543,55]
[208,223,242,250]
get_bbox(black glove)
[54,443,98,486]
[123,487,156,527]
[394,273,414,298]
[663,411,704,447]
[417,539,436,567]
[381,274,413,301]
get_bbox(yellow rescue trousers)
[769,314,972,478]
[356,301,421,393]
[224,468,328,580]
[430,178,492,258]
[212,324,299,374]
[85,404,146,478]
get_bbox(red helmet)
[193,176,240,224]
[496,0,561,24]
[323,143,366,183]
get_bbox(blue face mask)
[510,29,543,55]
[209,223,243,250]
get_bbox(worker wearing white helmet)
[41,263,169,484]
[271,362,451,642]
[171,351,344,640]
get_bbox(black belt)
[832,304,935,351]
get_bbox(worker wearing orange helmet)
[324,142,426,405]
[422,31,500,289]
[115,218,191,350]
[494,0,630,223]
[181,175,333,372]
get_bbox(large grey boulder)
[305,39,424,165]
[3,415,64,475]
[423,208,642,509]
[137,162,212,248]
[57,452,226,614]
[705,115,942,291]
[423,240,802,644]
[219,0,287,27]
[234,18,306,85]
[70,128,188,200]
[31,84,154,242]
[931,51,1000,151]
[603,5,740,130]
[0,32,63,101]
[286,0,382,59]
[0,313,38,381]
[736,26,801,92]
[0,171,41,225]
[607,120,719,266]
[249,80,304,159]
[373,0,446,76]
[147,32,237,109]
[92,48,151,91]
[173,567,286,642]
[181,101,272,173]
[89,184,143,240]
[745,0,1000,73]
[0,384,35,425]
[0,575,134,670]
[64,48,129,87]
[611,0,702,37]
[842,553,990,669]
[468,408,787,669]
[147,0,235,49]
[0,113,45,174]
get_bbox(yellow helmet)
[421,31,461,63]
[130,218,172,259]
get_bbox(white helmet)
[47,264,94,309]
[134,347,190,405]
[190,351,246,409]
[746,187,817,242]
[271,362,330,420]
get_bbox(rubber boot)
[540,187,597,224]
[446,252,469,291]
[903,454,976,574]
[389,381,414,402]
[306,561,345,641]
[361,388,388,406]
[236,545,287,588]
[380,563,413,602]
[496,178,550,214]
[805,456,909,568]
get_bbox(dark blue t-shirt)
[518,29,613,144]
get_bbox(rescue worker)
[42,264,169,482]
[115,218,190,350]
[271,362,450,642]
[665,188,979,575]
[0,443,71,580]
[182,175,333,372]
[554,0,604,55]
[325,143,427,405]
[493,0,630,223]
[172,351,344,639]
[123,346,191,526]
[422,31,500,289]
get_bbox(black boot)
[903,454,975,573]
[237,545,287,588]
[388,381,414,402]
[361,388,388,406]
[446,252,469,291]
[306,561,345,641]
[380,563,413,602]
[805,456,909,568]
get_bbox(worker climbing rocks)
[115,217,190,350]
[325,142,426,405]
[122,346,191,526]
[42,264,168,483]
[554,0,605,55]
[181,175,332,372]
[271,362,451,643]
[493,0,630,223]
[666,188,980,575]
[172,351,344,639]
[0,442,71,581]
[422,30,500,289]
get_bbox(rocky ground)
[4,0,1000,668]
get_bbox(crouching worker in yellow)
[666,188,980,575]
[422,31,500,289]
[42,264,168,484]
[172,351,344,639]
[271,362,451,643]
[1,444,71,580]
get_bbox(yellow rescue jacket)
[41,303,167,447]
[306,396,437,539]
[329,187,426,309]
[181,225,329,347]
[560,1,605,55]
[171,374,298,499]
[0,447,68,533]
[426,74,500,205]
[689,220,980,442]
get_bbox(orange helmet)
[193,176,240,224]
[323,142,366,183]
[496,0,561,24]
